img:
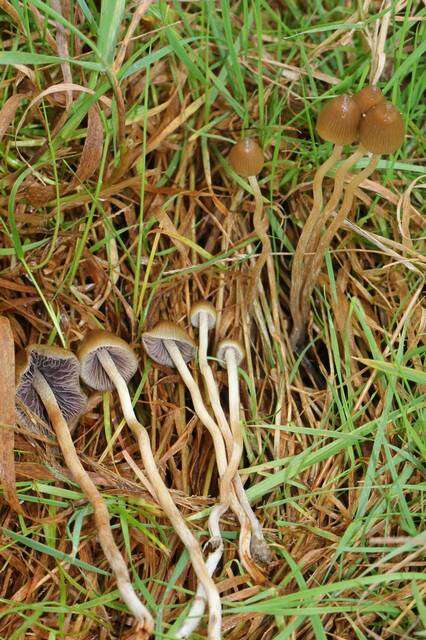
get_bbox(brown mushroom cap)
[216,339,245,367]
[359,102,405,154]
[16,345,87,434]
[353,86,386,114]
[316,94,361,145]
[228,138,264,177]
[78,330,138,391]
[142,321,196,368]
[190,302,217,330]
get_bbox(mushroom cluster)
[14,313,270,640]
[290,86,405,349]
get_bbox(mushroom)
[15,344,154,636]
[190,302,270,560]
[175,313,269,640]
[143,321,264,638]
[299,101,404,325]
[228,138,272,309]
[290,94,362,348]
[77,329,222,640]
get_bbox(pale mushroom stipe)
[16,345,154,636]
[78,329,222,640]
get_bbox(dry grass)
[0,1,425,639]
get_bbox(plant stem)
[32,370,154,636]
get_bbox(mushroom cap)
[77,330,138,391]
[216,339,245,367]
[190,302,217,330]
[142,321,196,368]
[16,344,87,434]
[359,101,405,154]
[353,86,385,114]
[316,94,361,145]
[228,138,264,177]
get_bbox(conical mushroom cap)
[190,302,217,330]
[228,138,264,177]
[359,102,405,154]
[216,339,245,367]
[353,86,385,114]
[316,94,361,145]
[16,345,87,435]
[142,321,196,368]
[78,330,138,391]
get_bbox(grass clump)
[0,1,425,639]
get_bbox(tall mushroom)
[290,94,362,349]
[77,330,222,640]
[299,101,404,325]
[143,321,263,637]
[190,302,270,561]
[228,138,272,308]
[15,345,154,636]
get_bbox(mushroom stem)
[299,152,380,322]
[31,370,154,636]
[198,314,270,559]
[290,147,364,349]
[246,175,271,309]
[290,144,343,336]
[163,339,259,577]
[96,350,222,640]
[175,504,224,639]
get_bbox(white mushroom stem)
[198,314,270,561]
[175,504,224,639]
[164,339,256,575]
[32,371,154,636]
[97,350,222,640]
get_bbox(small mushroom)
[228,138,272,310]
[299,101,404,328]
[229,138,264,178]
[290,94,363,348]
[359,101,405,154]
[79,329,221,640]
[142,323,232,498]
[16,344,86,436]
[16,344,154,636]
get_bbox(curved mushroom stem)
[246,175,271,309]
[175,503,225,639]
[290,147,364,349]
[198,314,271,562]
[164,340,266,582]
[290,144,342,343]
[31,371,154,636]
[96,350,222,640]
[299,152,380,323]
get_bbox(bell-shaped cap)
[190,302,217,330]
[228,138,264,177]
[216,339,245,367]
[316,94,361,145]
[142,321,195,368]
[359,101,405,154]
[353,86,385,114]
[77,330,138,391]
[16,345,87,433]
